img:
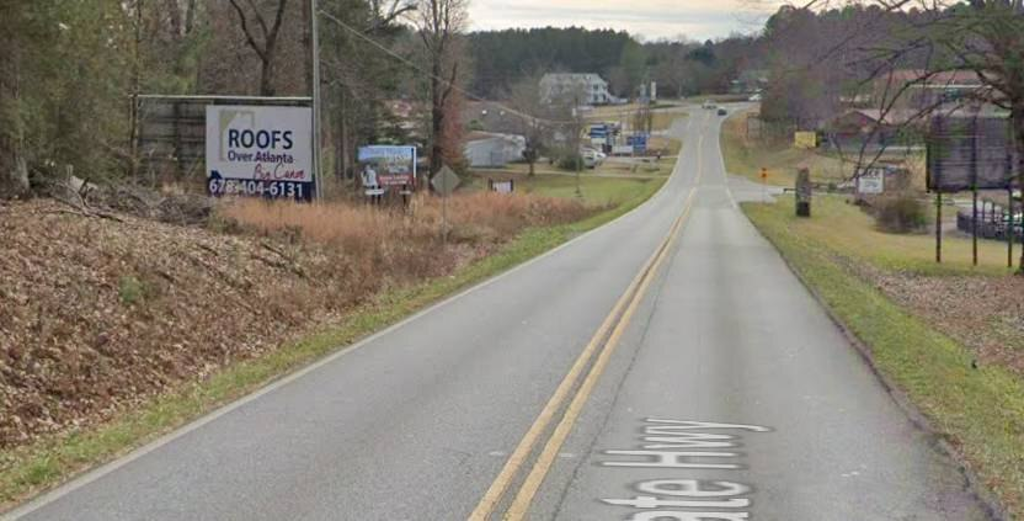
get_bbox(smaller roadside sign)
[358,146,417,187]
[627,133,648,154]
[794,131,817,149]
[857,168,885,195]
[490,179,514,194]
[611,145,634,156]
[432,166,461,196]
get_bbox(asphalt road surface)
[8,106,990,521]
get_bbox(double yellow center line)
[468,136,703,521]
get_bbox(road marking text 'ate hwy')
[599,418,772,521]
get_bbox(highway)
[8,107,990,520]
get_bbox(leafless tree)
[228,0,290,96]
[369,0,416,31]
[507,75,555,176]
[411,0,468,176]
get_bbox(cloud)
[469,0,777,40]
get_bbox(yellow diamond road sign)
[432,166,460,196]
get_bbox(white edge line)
[4,114,693,520]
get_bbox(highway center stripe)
[468,132,706,520]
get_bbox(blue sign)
[627,133,649,154]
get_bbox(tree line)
[0,0,474,198]
[466,27,765,100]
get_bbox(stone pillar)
[796,167,812,217]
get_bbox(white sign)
[491,180,514,194]
[206,105,314,201]
[857,168,885,195]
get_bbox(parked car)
[580,148,606,169]
[748,93,763,102]
[702,101,717,110]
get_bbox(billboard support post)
[936,192,943,264]
[973,187,979,266]
[1009,188,1015,269]
[970,117,979,267]
[310,0,323,201]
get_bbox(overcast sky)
[468,1,779,41]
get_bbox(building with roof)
[873,69,986,110]
[540,73,615,106]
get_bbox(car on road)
[717,108,728,116]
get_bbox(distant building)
[464,132,526,168]
[873,69,986,110]
[540,73,614,106]
[730,69,768,94]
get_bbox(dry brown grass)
[221,192,591,250]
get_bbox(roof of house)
[465,131,525,144]
[540,73,608,85]
[829,108,920,128]
[886,69,986,88]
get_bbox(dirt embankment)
[0,194,591,450]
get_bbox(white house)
[540,73,614,106]
[464,132,526,168]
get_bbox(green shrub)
[118,276,145,306]
[875,193,928,233]
[556,154,584,171]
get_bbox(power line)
[317,9,574,125]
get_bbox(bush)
[557,154,584,171]
[118,276,145,306]
[874,193,928,233]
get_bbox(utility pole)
[310,0,323,201]
[573,94,583,199]
[130,0,143,182]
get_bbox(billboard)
[927,116,1019,192]
[206,105,314,201]
[358,146,417,187]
